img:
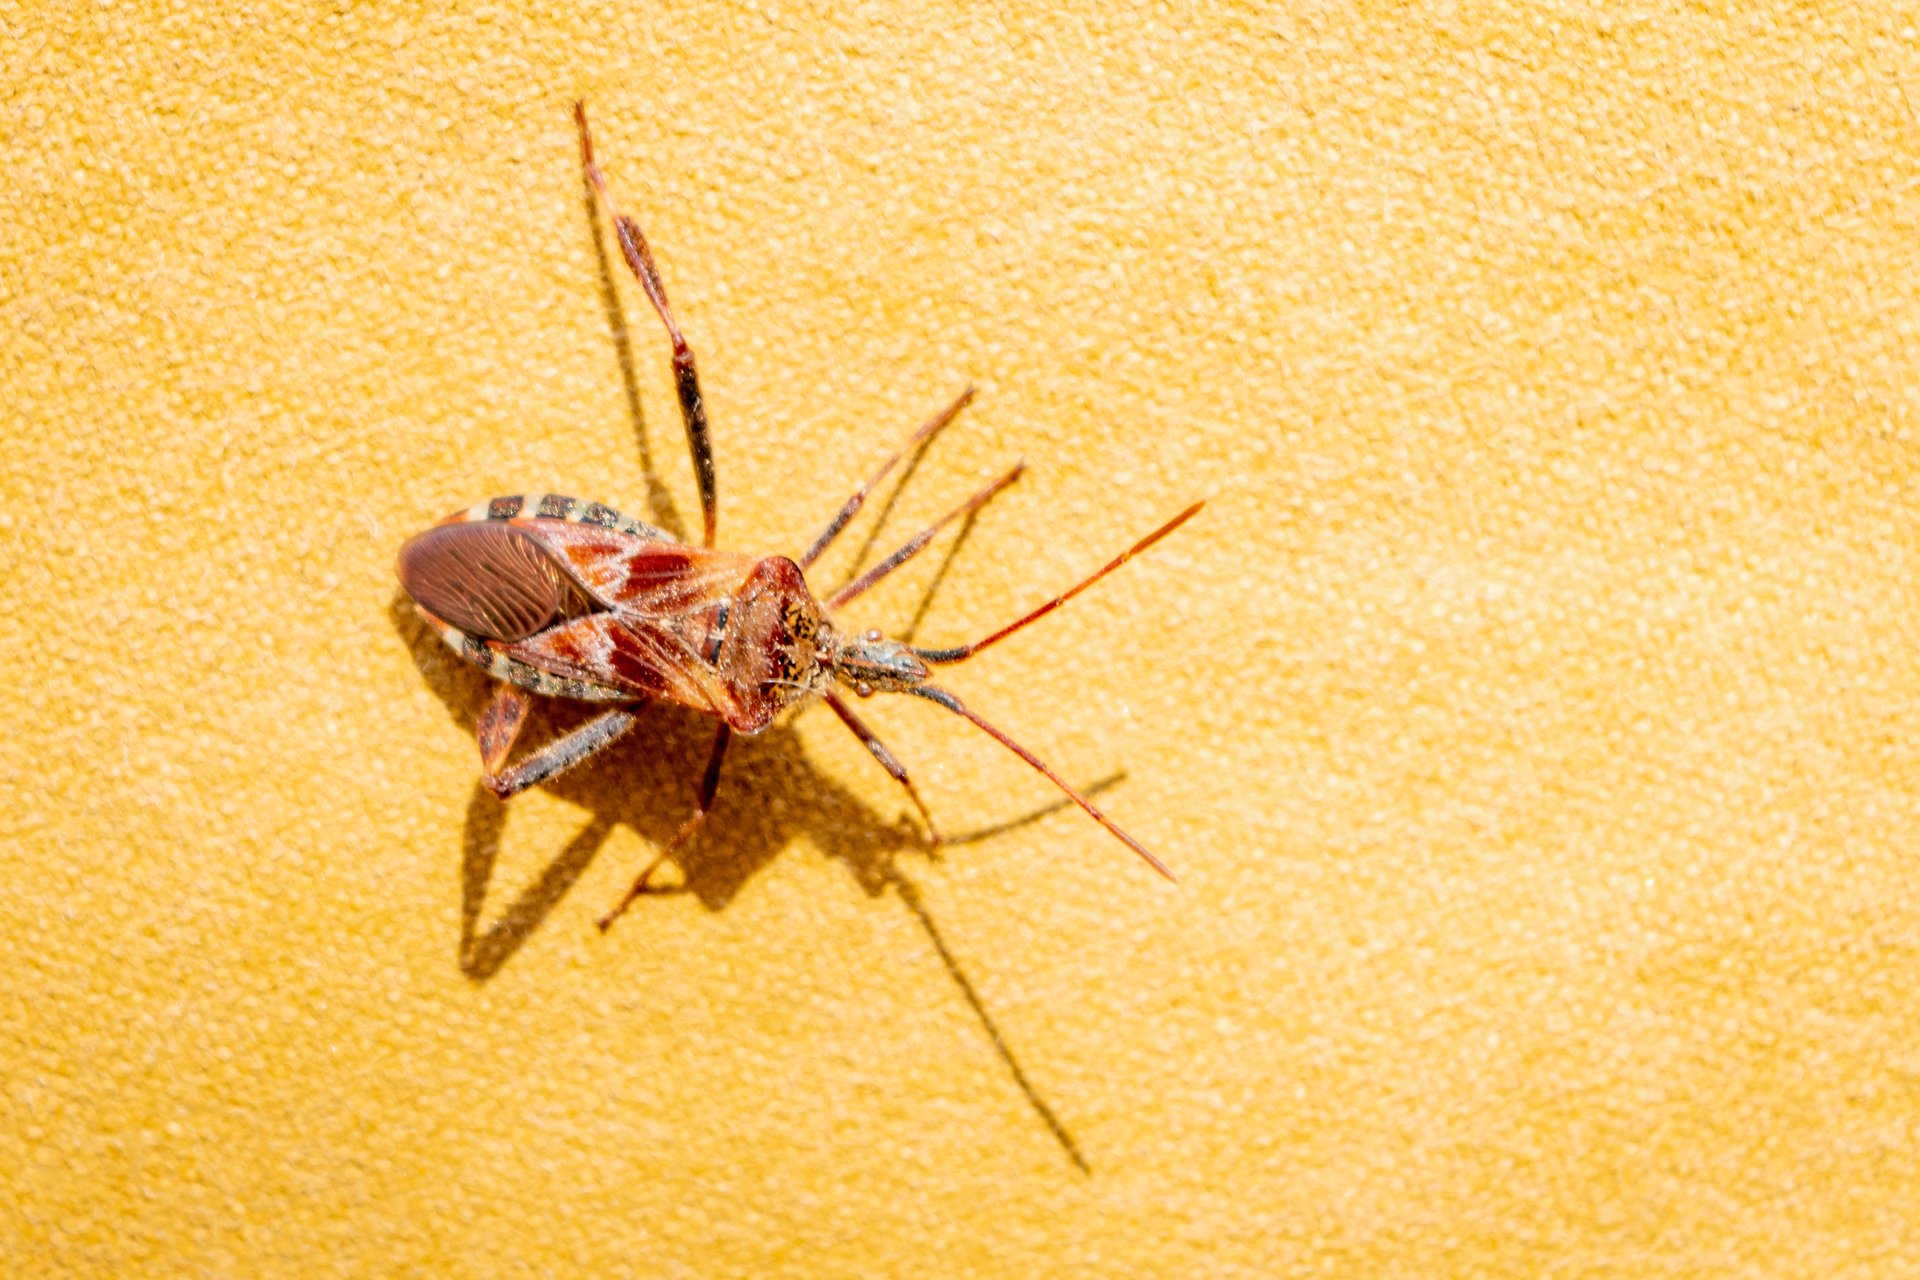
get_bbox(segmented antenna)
[914,502,1205,664]
[908,684,1176,881]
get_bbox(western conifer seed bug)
[398,103,1203,929]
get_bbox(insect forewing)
[397,521,585,643]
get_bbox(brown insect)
[398,103,1203,929]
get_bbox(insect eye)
[856,681,875,698]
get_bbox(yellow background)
[6,1,1920,1274]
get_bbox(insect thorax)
[713,555,834,732]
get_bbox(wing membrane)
[397,521,585,642]
[520,521,755,618]
[505,612,738,719]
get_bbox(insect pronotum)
[398,103,1204,929]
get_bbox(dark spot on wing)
[702,597,732,665]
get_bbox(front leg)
[825,692,940,844]
[798,387,974,569]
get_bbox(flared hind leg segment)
[477,683,533,779]
[575,101,717,547]
[476,683,643,799]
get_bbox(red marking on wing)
[505,613,738,718]
[517,522,754,618]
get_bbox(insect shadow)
[389,590,1111,1171]
[375,107,1147,1169]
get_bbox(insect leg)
[825,691,940,843]
[798,387,974,569]
[575,100,718,547]
[598,723,733,930]
[482,704,643,798]
[476,683,533,777]
[826,462,1025,609]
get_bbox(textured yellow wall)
[6,1,1920,1274]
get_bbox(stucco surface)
[6,1,1920,1275]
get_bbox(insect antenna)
[906,684,1176,881]
[912,501,1204,665]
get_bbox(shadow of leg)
[460,784,617,980]
[897,506,986,645]
[886,865,1090,1173]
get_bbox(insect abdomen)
[451,492,670,542]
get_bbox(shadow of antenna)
[885,863,1091,1173]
